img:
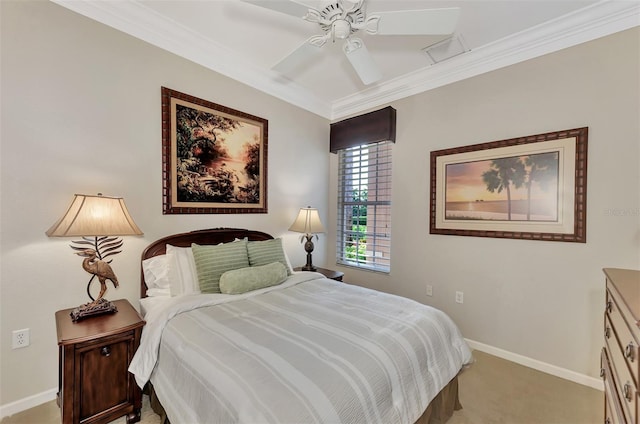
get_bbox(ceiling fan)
[241,0,460,85]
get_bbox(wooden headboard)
[140,228,273,298]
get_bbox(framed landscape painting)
[430,128,588,242]
[162,87,268,214]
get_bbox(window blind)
[337,141,392,272]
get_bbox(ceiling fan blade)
[343,38,382,85]
[239,0,312,18]
[372,8,460,36]
[272,36,326,75]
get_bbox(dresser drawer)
[608,288,640,387]
[603,348,625,424]
[603,269,640,424]
[606,314,638,424]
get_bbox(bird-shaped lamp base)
[70,298,118,322]
[69,238,123,322]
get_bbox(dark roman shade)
[330,106,396,153]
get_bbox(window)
[337,141,392,272]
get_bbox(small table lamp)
[46,193,143,321]
[289,206,325,272]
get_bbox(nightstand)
[294,266,344,282]
[55,299,145,424]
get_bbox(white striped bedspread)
[129,272,473,424]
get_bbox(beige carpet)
[451,351,601,424]
[1,350,601,424]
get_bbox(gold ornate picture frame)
[430,127,588,242]
[162,87,268,214]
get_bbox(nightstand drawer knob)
[100,346,111,357]
[606,300,612,314]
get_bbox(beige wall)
[330,28,640,383]
[0,0,328,407]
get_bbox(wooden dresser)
[602,268,640,424]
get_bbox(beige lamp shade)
[289,207,325,236]
[46,193,143,237]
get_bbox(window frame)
[336,141,392,273]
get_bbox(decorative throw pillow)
[247,238,292,275]
[166,245,200,296]
[219,262,288,295]
[191,239,249,293]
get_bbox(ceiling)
[51,0,639,119]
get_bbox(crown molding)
[51,1,638,121]
[50,0,333,118]
[330,0,640,119]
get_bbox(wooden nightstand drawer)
[56,299,145,424]
[76,332,135,420]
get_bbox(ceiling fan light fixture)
[333,19,352,39]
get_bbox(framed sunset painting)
[161,87,268,214]
[430,128,588,242]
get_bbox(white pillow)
[166,244,200,296]
[146,288,171,298]
[142,255,170,290]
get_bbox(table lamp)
[289,206,325,271]
[46,193,143,321]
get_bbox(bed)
[129,228,473,424]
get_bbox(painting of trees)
[482,157,526,220]
[162,88,268,214]
[174,104,262,204]
[479,153,558,221]
[431,127,587,242]
[524,152,559,220]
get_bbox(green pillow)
[247,238,292,275]
[219,262,288,295]
[191,240,249,293]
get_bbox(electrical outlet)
[426,285,433,296]
[12,328,30,349]
[455,291,464,304]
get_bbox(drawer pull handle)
[600,368,606,378]
[625,342,635,362]
[605,418,611,424]
[623,382,633,401]
[606,300,612,314]
[100,346,111,357]
[605,326,611,339]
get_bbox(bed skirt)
[146,375,462,424]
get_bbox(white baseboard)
[0,387,57,419]
[466,338,604,391]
